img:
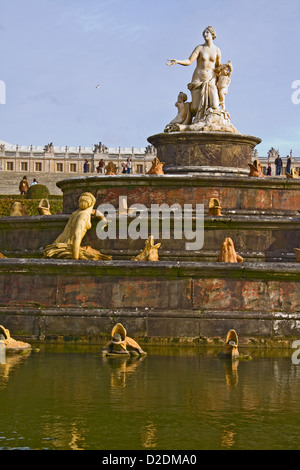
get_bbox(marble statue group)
[165,26,238,134]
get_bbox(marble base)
[162,165,249,175]
[147,131,261,174]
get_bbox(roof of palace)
[0,139,147,155]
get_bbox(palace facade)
[253,148,300,176]
[0,140,157,175]
[0,139,299,177]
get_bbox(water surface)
[1,345,300,450]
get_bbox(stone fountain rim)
[0,258,299,280]
[147,131,262,146]
[55,173,300,190]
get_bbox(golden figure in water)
[101,323,147,356]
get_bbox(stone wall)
[0,214,299,262]
[1,172,300,346]
[0,259,299,344]
[57,174,300,214]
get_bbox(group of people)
[265,155,293,176]
[18,176,38,195]
[85,159,105,174]
[85,157,133,175]
[121,158,132,174]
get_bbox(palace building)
[253,148,300,176]
[0,138,299,195]
[0,140,156,175]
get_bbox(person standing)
[285,155,292,174]
[30,178,38,186]
[99,159,105,174]
[19,176,29,195]
[266,164,272,176]
[275,155,283,175]
[127,158,132,174]
[83,160,89,173]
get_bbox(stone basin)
[0,258,299,345]
[0,169,299,345]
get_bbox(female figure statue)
[167,26,221,122]
[44,192,111,260]
[166,26,237,133]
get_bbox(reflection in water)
[0,351,31,390]
[222,358,239,389]
[41,418,86,450]
[0,342,5,365]
[221,423,236,449]
[140,421,158,450]
[68,422,86,451]
[103,355,146,390]
[1,346,300,450]
[40,403,92,451]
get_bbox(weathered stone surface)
[147,132,261,173]
[1,164,299,346]
[0,214,299,262]
[56,174,300,215]
[0,259,299,343]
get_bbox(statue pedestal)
[147,131,261,175]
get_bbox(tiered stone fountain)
[0,26,299,346]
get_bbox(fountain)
[0,325,31,354]
[100,323,147,356]
[0,26,300,347]
[218,329,239,359]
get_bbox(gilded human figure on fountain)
[166,26,238,133]
[44,192,112,261]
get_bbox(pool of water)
[1,344,300,450]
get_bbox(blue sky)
[0,0,300,156]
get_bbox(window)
[35,162,42,172]
[21,162,28,172]
[56,163,63,172]
[6,162,13,171]
[136,164,144,174]
[70,163,77,172]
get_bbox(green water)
[1,345,300,450]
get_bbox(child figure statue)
[164,91,192,132]
[215,60,233,111]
